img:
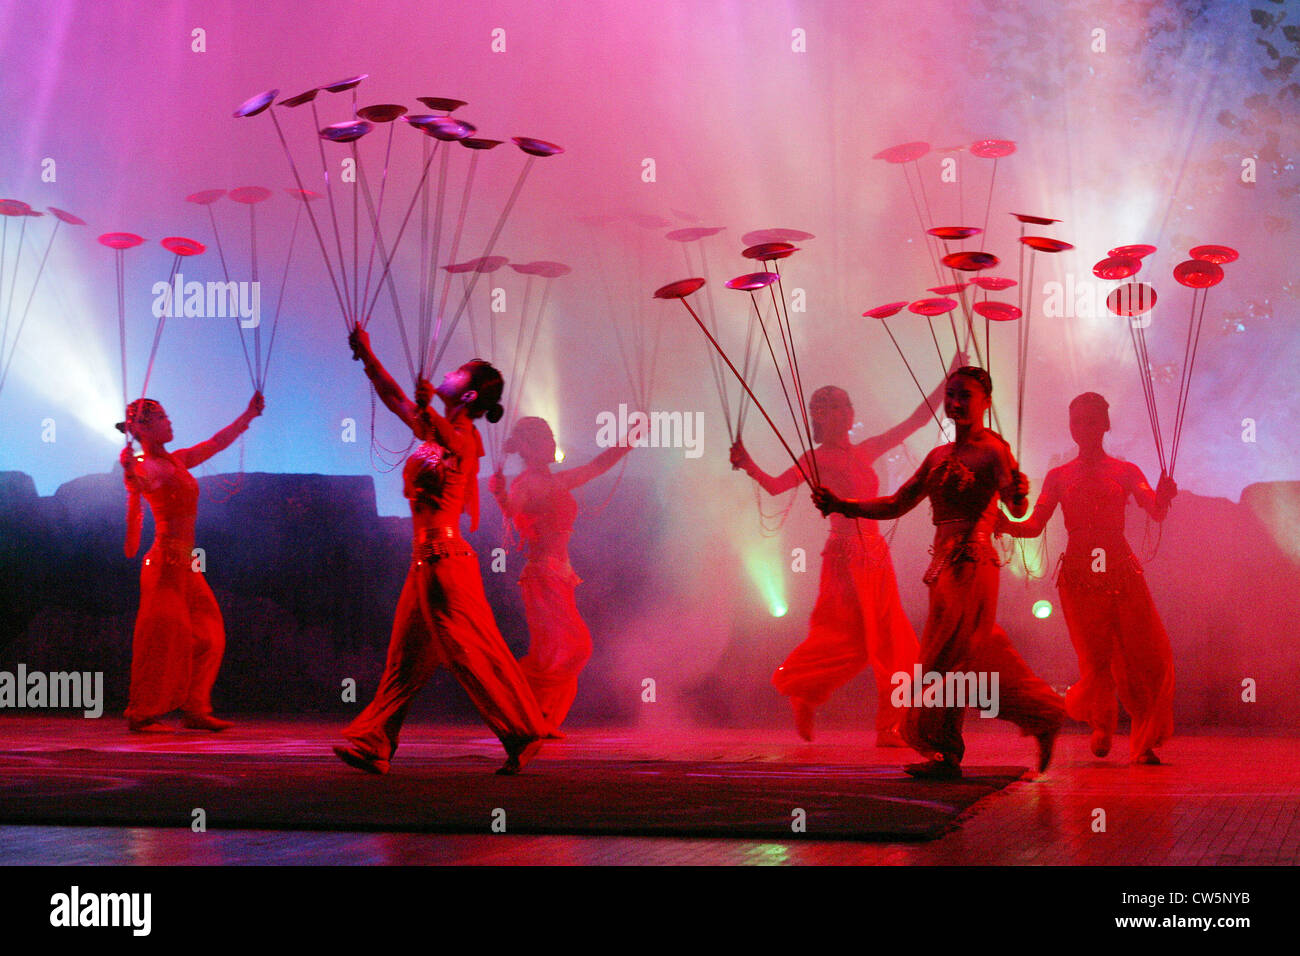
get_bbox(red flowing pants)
[1057,557,1174,758]
[125,542,224,723]
[772,534,919,733]
[517,557,592,730]
[344,547,548,761]
[906,557,1065,764]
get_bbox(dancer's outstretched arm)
[997,468,1060,538]
[178,393,264,468]
[558,445,631,492]
[813,451,934,520]
[348,327,420,430]
[857,354,962,463]
[730,437,805,495]
[1129,464,1176,522]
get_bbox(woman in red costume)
[117,393,264,732]
[996,392,1175,764]
[334,328,549,776]
[729,370,953,747]
[813,368,1065,778]
[488,417,630,734]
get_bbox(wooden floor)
[1,715,1296,865]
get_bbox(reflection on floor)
[1,715,1295,865]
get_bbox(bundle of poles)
[234,77,563,413]
[0,201,85,399]
[1103,243,1237,482]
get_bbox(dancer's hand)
[1009,469,1030,502]
[247,392,265,418]
[348,326,371,361]
[729,439,752,472]
[1156,473,1178,505]
[118,446,137,472]
[812,485,844,517]
[414,378,434,409]
[487,471,506,499]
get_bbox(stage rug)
[0,750,1027,841]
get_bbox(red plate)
[278,89,320,108]
[320,120,373,143]
[1109,243,1156,259]
[1012,213,1060,225]
[943,251,999,271]
[973,301,1021,322]
[873,141,930,164]
[513,136,563,157]
[417,97,467,113]
[233,88,278,118]
[416,117,475,141]
[1173,259,1224,289]
[1189,244,1238,265]
[0,199,33,216]
[510,261,571,278]
[1020,236,1073,252]
[909,297,957,316]
[971,276,1016,290]
[740,228,815,245]
[970,139,1016,159]
[654,277,706,298]
[322,74,368,93]
[24,209,44,217]
[48,207,86,225]
[186,189,226,206]
[863,302,908,319]
[927,283,968,294]
[356,104,407,123]
[460,138,503,150]
[161,236,205,256]
[725,272,780,292]
[98,232,144,250]
[1105,283,1158,317]
[666,227,725,242]
[742,241,797,261]
[229,186,272,205]
[444,256,509,274]
[285,188,320,202]
[928,225,982,241]
[1092,256,1142,280]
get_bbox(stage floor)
[1,716,1295,865]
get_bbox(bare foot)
[181,713,234,732]
[791,698,815,742]
[333,744,390,775]
[1090,728,1112,758]
[1134,750,1161,765]
[497,738,543,775]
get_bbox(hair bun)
[115,421,128,434]
[486,403,504,424]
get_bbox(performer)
[117,393,264,732]
[996,392,1175,764]
[813,367,1065,778]
[488,417,630,734]
[729,370,953,746]
[334,328,549,775]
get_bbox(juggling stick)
[657,279,810,488]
